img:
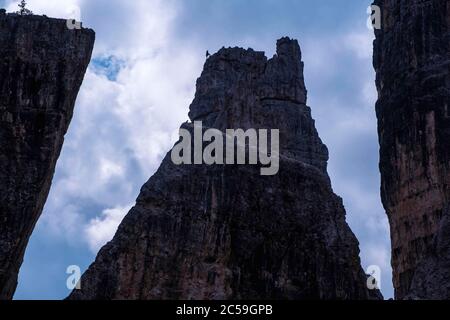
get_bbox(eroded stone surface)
[0,13,94,299]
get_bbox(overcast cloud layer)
[1,0,393,299]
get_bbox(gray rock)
[0,13,94,299]
[69,38,380,300]
[373,0,450,299]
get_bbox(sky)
[0,0,393,299]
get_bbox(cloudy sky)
[1,0,393,299]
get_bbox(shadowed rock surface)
[407,206,450,299]
[0,12,94,299]
[70,38,380,300]
[373,0,450,299]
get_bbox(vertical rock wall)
[0,13,94,299]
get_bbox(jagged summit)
[69,37,380,300]
[208,37,302,61]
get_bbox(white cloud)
[8,0,203,249]
[84,204,133,253]
[42,204,84,241]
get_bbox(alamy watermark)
[171,121,280,176]
[367,5,382,30]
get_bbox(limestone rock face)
[0,13,94,299]
[373,0,450,299]
[70,38,379,300]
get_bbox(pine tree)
[17,0,33,15]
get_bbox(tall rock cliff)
[70,38,379,300]
[373,0,450,299]
[0,12,94,299]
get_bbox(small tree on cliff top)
[17,0,33,15]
